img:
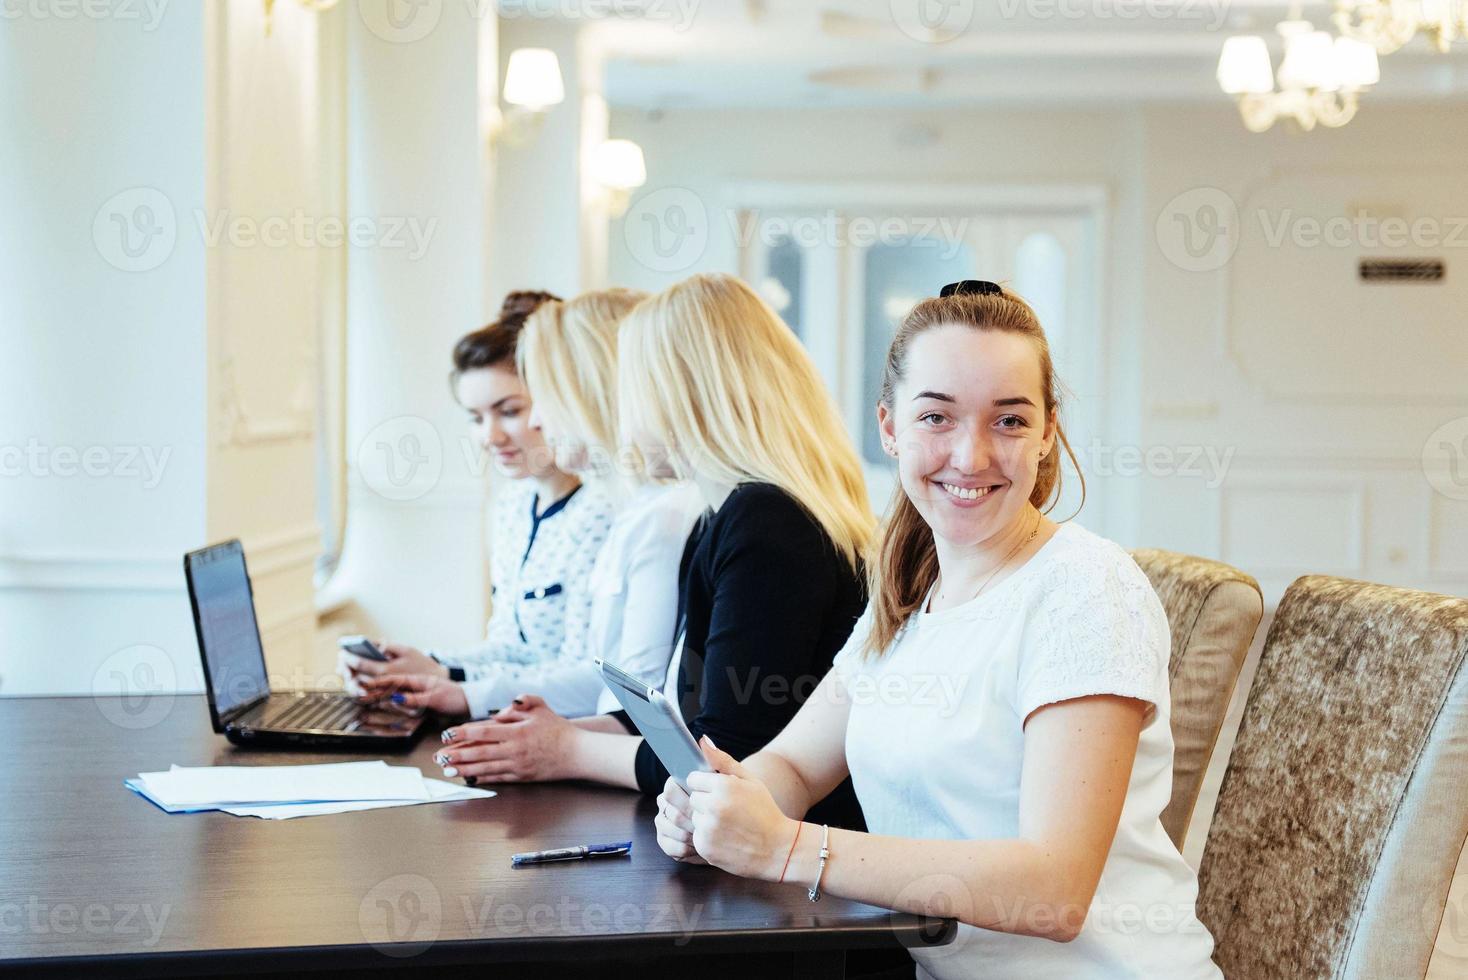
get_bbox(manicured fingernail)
[434,753,450,766]
[391,693,406,704]
[512,698,525,706]
[441,729,457,743]
[465,776,478,787]
[443,767,458,777]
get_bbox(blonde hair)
[617,273,874,569]
[864,287,1084,658]
[518,288,648,491]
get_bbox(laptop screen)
[187,542,269,718]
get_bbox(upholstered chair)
[1132,549,1264,849]
[1196,576,1468,979]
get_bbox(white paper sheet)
[219,778,494,819]
[136,761,430,807]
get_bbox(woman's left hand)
[686,735,799,882]
[435,694,576,783]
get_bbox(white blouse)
[833,522,1221,980]
[458,481,705,719]
[434,479,613,689]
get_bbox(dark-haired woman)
[654,282,1221,979]
[340,291,615,706]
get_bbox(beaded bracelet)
[807,824,830,902]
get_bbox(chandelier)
[1333,0,1468,53]
[1217,17,1381,132]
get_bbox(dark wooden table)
[0,696,951,978]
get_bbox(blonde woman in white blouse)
[363,289,705,723]
[654,281,1222,980]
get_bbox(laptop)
[184,539,427,750]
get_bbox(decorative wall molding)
[0,523,321,592]
[1426,492,1468,578]
[204,4,319,450]
[258,599,319,636]
[238,522,321,578]
[215,351,316,447]
[1218,478,1366,576]
[0,551,181,592]
[1217,163,1468,408]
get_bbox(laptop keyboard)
[262,695,360,732]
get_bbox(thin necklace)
[936,510,1042,608]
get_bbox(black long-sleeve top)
[612,482,867,831]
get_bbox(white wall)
[0,5,208,696]
[0,1,338,695]
[606,102,1468,605]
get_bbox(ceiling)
[501,0,1468,108]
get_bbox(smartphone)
[338,635,389,662]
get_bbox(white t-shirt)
[834,522,1221,980]
[460,481,704,718]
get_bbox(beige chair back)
[1197,575,1468,979]
[1132,548,1263,848]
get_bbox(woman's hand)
[683,736,799,882]
[338,639,446,695]
[434,694,578,783]
[654,776,707,865]
[358,673,468,715]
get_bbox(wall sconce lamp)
[488,48,566,147]
[591,139,647,217]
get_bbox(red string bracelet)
[778,822,803,883]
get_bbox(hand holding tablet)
[595,658,711,789]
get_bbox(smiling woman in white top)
[653,280,1222,980]
[363,288,705,722]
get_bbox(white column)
[0,6,208,696]
[326,0,490,648]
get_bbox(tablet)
[595,658,711,789]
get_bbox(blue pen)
[511,841,633,866]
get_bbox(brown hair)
[863,288,1084,658]
[450,290,561,381]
